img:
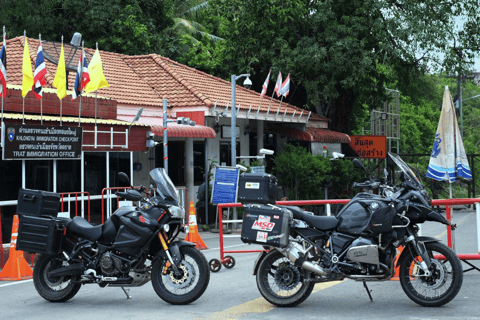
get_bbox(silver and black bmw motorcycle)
[241,153,463,307]
[16,168,210,305]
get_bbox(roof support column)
[185,137,194,208]
[256,120,264,156]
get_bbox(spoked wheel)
[399,241,463,307]
[33,254,81,302]
[209,259,222,272]
[224,256,236,269]
[256,250,315,307]
[152,246,210,305]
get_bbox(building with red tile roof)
[0,35,350,227]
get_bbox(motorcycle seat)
[278,205,339,231]
[70,216,103,241]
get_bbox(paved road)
[1,208,480,320]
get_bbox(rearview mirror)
[118,172,131,188]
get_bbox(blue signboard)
[211,166,240,204]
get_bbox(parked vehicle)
[241,153,463,307]
[16,168,210,305]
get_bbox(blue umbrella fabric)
[427,86,472,182]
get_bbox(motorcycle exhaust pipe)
[279,242,328,276]
[48,263,85,277]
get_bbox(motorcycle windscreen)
[149,168,180,206]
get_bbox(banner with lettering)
[3,124,82,160]
[349,135,386,159]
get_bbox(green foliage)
[0,0,176,55]
[207,0,480,133]
[273,144,330,200]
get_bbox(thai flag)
[274,71,282,97]
[81,48,90,90]
[32,41,47,100]
[260,70,271,97]
[0,33,7,98]
[279,73,290,97]
[72,48,89,100]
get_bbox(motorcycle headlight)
[169,206,185,219]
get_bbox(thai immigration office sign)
[3,124,82,160]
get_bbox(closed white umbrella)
[427,86,472,197]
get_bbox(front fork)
[405,228,432,276]
[158,232,179,274]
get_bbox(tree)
[207,0,480,133]
[0,0,177,55]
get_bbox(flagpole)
[1,26,4,124]
[60,36,63,126]
[39,33,43,125]
[94,42,98,126]
[22,30,26,125]
[278,95,284,109]
[78,40,84,127]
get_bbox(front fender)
[395,237,440,268]
[157,240,196,266]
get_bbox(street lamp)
[231,74,251,166]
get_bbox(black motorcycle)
[241,153,463,307]
[16,168,210,305]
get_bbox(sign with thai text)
[3,124,83,160]
[211,166,240,204]
[349,135,386,159]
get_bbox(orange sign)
[349,135,386,159]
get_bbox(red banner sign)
[349,135,386,159]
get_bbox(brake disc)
[167,261,195,289]
[417,260,446,290]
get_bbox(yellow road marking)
[202,281,341,320]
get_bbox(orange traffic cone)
[390,245,404,281]
[0,215,33,281]
[184,202,208,250]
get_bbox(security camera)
[331,152,345,159]
[243,76,252,89]
[176,117,184,124]
[236,164,248,172]
[147,131,155,139]
[259,148,274,155]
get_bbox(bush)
[273,144,368,200]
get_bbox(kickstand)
[363,281,373,302]
[121,287,132,299]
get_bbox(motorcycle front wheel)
[33,254,81,302]
[399,241,463,307]
[256,250,315,307]
[151,246,210,305]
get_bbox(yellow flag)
[22,38,34,98]
[52,44,67,100]
[85,49,109,93]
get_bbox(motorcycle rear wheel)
[152,246,210,305]
[256,250,315,307]
[399,241,463,307]
[33,254,81,302]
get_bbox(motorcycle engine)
[345,238,379,265]
[99,253,129,276]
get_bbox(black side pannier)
[369,204,396,234]
[241,204,291,248]
[16,215,66,254]
[237,173,277,204]
[16,188,60,217]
